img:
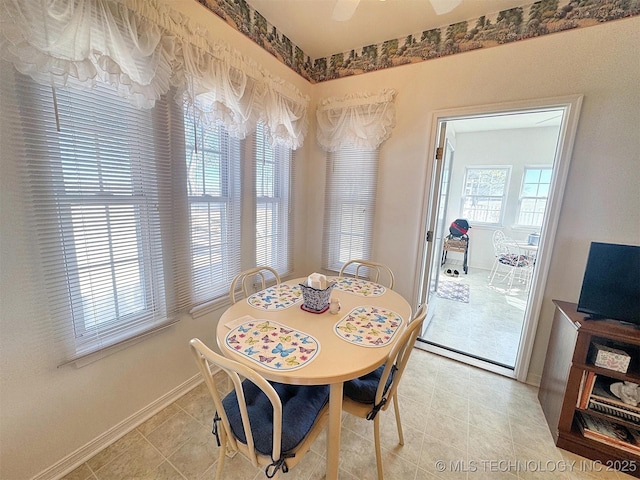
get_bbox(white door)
[413,96,583,381]
[417,122,454,328]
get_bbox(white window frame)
[188,122,295,318]
[517,166,552,227]
[6,70,174,361]
[184,120,242,311]
[461,166,510,226]
[323,147,379,272]
[61,178,159,344]
[254,123,293,277]
[4,67,296,359]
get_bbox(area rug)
[436,281,470,303]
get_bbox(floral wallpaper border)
[197,0,639,84]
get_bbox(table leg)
[326,382,342,480]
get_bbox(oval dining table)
[216,276,412,480]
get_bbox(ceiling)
[246,0,535,59]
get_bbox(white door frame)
[416,121,448,316]
[412,94,583,383]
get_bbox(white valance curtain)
[0,0,309,149]
[316,89,397,152]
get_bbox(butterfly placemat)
[334,306,403,347]
[247,284,303,310]
[224,320,320,371]
[332,277,386,297]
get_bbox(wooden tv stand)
[539,300,640,477]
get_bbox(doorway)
[414,96,583,381]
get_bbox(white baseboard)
[32,373,205,480]
[526,372,542,387]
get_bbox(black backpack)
[449,219,470,237]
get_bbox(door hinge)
[435,147,443,160]
[426,230,433,242]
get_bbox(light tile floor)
[423,266,529,367]
[63,350,636,480]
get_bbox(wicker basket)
[444,237,468,252]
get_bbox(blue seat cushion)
[344,365,393,404]
[222,381,329,456]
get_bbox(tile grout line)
[135,411,198,476]
[68,348,589,480]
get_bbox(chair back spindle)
[339,259,395,289]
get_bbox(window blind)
[1,62,297,360]
[1,66,177,362]
[254,123,294,277]
[184,119,242,311]
[323,147,379,272]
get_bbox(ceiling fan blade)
[430,0,463,15]
[332,0,360,21]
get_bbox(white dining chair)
[190,338,330,479]
[341,304,428,480]
[339,259,395,289]
[229,266,281,304]
[488,231,534,292]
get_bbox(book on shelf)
[576,412,640,456]
[589,398,640,425]
[577,371,597,409]
[577,370,585,407]
[577,373,640,424]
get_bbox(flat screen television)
[577,242,640,325]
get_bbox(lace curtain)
[316,89,397,152]
[0,0,309,149]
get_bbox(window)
[518,167,552,227]
[3,68,175,360]
[461,167,510,225]
[184,119,242,307]
[323,147,379,272]
[2,67,297,360]
[254,124,293,276]
[185,121,295,314]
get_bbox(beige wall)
[0,4,638,478]
[307,17,640,384]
